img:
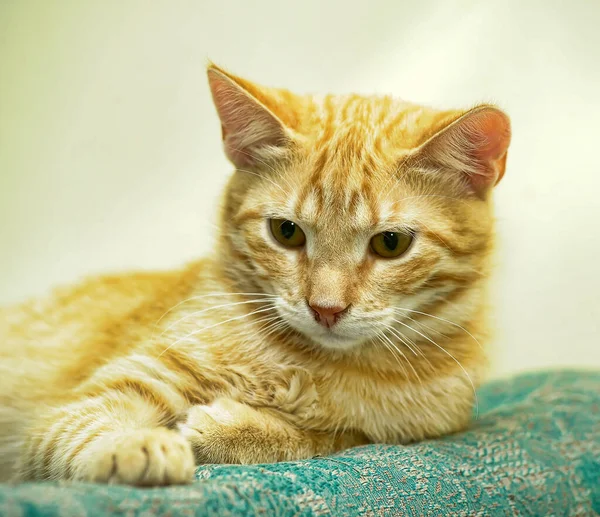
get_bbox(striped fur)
[0,65,510,486]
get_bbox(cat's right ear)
[207,64,292,168]
[408,105,511,199]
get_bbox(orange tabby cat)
[0,64,510,486]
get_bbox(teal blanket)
[1,371,599,516]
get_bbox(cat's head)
[209,64,510,352]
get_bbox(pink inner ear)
[465,108,511,191]
[208,69,287,168]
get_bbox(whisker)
[381,324,418,356]
[381,323,436,374]
[374,334,409,379]
[157,305,277,358]
[168,312,279,350]
[403,314,448,340]
[155,299,277,342]
[393,307,483,351]
[234,315,286,349]
[243,317,288,344]
[278,326,296,345]
[258,321,291,342]
[390,317,479,419]
[154,292,278,327]
[379,331,422,386]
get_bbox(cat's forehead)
[285,97,419,229]
[295,183,379,228]
[291,94,437,195]
[286,164,413,232]
[246,94,452,229]
[307,93,432,151]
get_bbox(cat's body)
[0,64,510,485]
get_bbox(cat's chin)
[303,330,367,352]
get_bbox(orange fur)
[0,64,510,486]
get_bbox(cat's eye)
[370,231,413,258]
[269,219,306,248]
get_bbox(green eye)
[270,219,306,248]
[370,231,413,258]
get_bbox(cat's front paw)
[77,428,195,486]
[179,398,282,464]
[247,367,319,423]
[275,368,319,422]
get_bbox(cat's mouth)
[274,299,375,351]
[279,308,367,351]
[306,327,366,351]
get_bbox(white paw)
[78,428,195,486]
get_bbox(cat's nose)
[308,302,350,328]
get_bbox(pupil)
[280,221,296,240]
[383,232,398,250]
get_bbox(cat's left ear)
[207,64,294,168]
[410,105,511,198]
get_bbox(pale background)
[1,0,599,377]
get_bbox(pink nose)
[309,302,349,328]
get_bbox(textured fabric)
[1,370,598,516]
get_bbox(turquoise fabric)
[1,370,598,516]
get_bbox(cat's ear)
[207,64,292,168]
[410,105,511,198]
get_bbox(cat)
[0,63,510,486]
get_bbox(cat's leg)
[17,387,195,485]
[180,398,366,464]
